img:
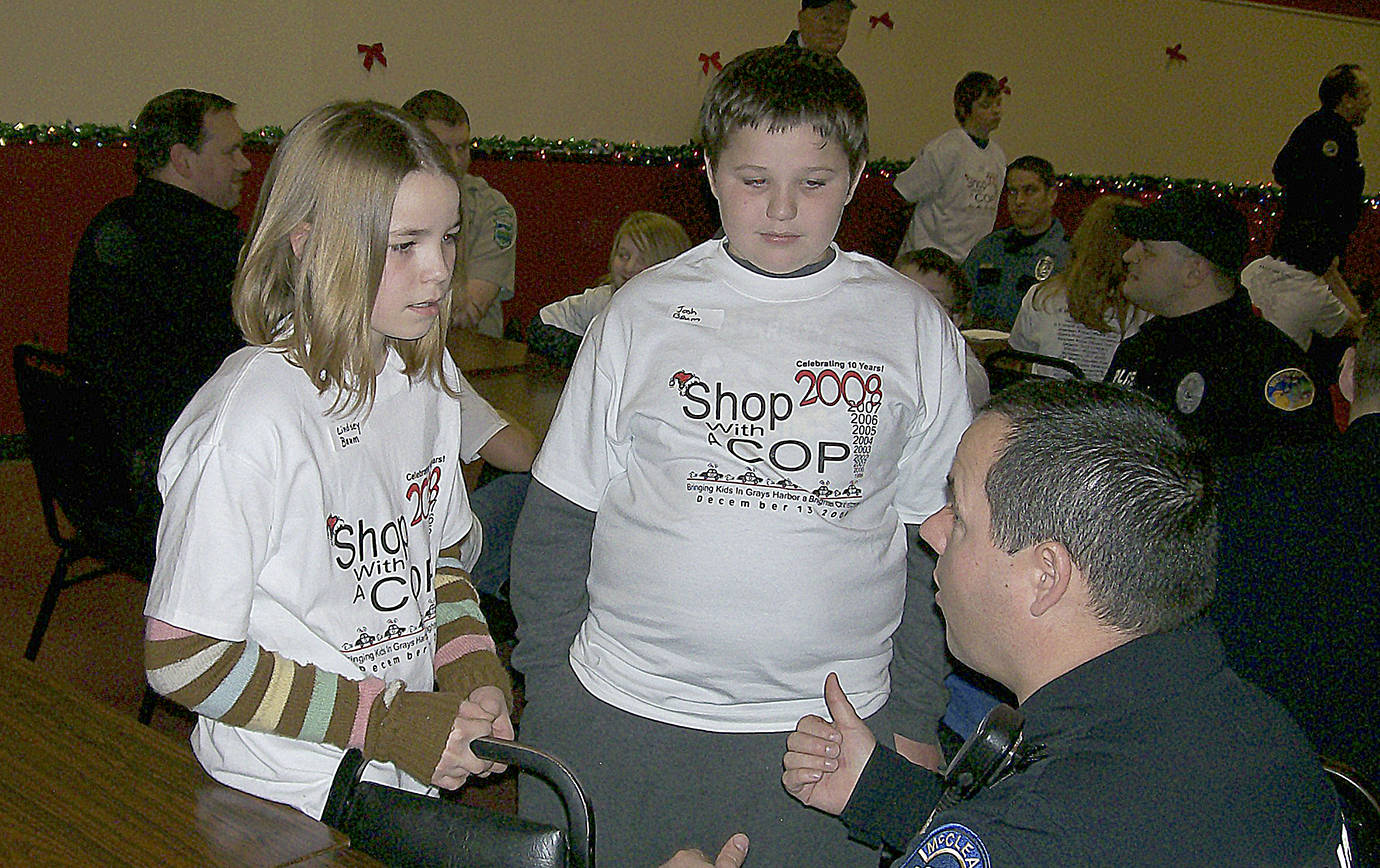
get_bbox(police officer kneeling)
[663,380,1351,868]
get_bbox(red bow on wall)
[869,12,894,29]
[997,76,1011,95]
[1165,43,1188,62]
[357,43,387,71]
[700,52,723,75]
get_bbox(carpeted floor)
[0,458,517,814]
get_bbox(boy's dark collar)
[724,243,837,278]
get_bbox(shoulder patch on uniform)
[92,218,138,267]
[492,209,515,250]
[1034,254,1055,281]
[1175,371,1205,415]
[897,822,991,868]
[1322,139,1339,158]
[1264,367,1316,411]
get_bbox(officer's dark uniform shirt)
[1214,413,1380,789]
[67,177,245,550]
[68,177,244,456]
[1105,290,1331,457]
[962,221,1070,330]
[1273,108,1365,263]
[839,621,1349,867]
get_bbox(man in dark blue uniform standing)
[1273,63,1370,270]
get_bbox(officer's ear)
[1340,346,1358,404]
[1028,540,1073,618]
[1180,251,1217,292]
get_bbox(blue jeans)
[467,472,531,597]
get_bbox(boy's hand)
[781,673,876,815]
[659,833,749,868]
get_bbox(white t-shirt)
[533,239,973,731]
[1240,255,1349,351]
[538,283,615,337]
[146,346,478,817]
[456,370,509,461]
[963,343,990,407]
[1008,282,1150,382]
[894,127,1006,262]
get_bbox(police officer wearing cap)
[962,155,1070,330]
[1273,64,1371,268]
[1105,189,1333,458]
[786,0,855,56]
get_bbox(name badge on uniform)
[1034,254,1055,281]
[1176,371,1206,415]
[1322,140,1339,158]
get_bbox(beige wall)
[3,0,1376,186]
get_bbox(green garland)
[3,121,1377,207]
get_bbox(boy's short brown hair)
[953,71,1001,123]
[697,44,868,177]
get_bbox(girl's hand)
[430,689,510,789]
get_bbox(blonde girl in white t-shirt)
[144,101,513,822]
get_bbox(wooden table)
[0,654,381,867]
[466,355,569,443]
[447,328,530,373]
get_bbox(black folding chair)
[982,348,1086,393]
[13,343,161,723]
[324,737,594,867]
[1324,757,1380,865]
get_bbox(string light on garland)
[0,121,284,148]
[2,121,1378,211]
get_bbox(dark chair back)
[1325,758,1380,864]
[14,344,152,568]
[983,348,1086,393]
[323,737,594,868]
[13,344,157,668]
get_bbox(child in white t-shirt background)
[526,210,691,366]
[895,247,991,407]
[511,45,972,866]
[144,101,512,824]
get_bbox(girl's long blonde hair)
[234,100,463,415]
[1034,195,1142,334]
[608,211,692,288]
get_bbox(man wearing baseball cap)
[786,0,855,56]
[1105,190,1332,457]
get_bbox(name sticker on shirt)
[1264,367,1316,411]
[899,822,991,868]
[667,303,724,329]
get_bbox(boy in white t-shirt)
[893,71,1007,262]
[511,45,972,866]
